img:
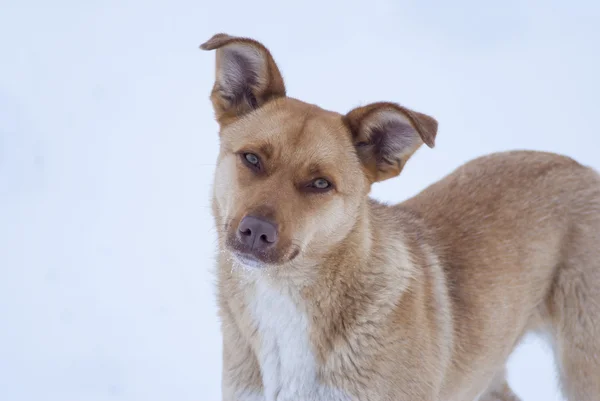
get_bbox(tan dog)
[200,33,600,401]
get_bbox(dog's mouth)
[230,252,266,269]
[226,244,301,270]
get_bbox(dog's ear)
[344,102,437,183]
[200,33,286,127]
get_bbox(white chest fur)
[247,279,349,401]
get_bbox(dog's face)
[201,34,438,269]
[213,98,369,268]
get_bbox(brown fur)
[201,33,600,401]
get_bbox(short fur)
[201,33,600,401]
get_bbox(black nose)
[237,216,278,251]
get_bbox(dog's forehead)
[250,98,351,158]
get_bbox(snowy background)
[1,1,599,400]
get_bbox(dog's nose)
[238,216,278,251]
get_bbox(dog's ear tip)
[199,33,234,51]
[423,133,436,148]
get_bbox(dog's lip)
[231,252,266,269]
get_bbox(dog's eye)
[306,178,332,193]
[241,152,262,171]
[245,153,259,165]
[313,178,330,189]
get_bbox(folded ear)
[200,33,286,127]
[344,102,438,183]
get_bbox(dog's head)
[201,33,437,270]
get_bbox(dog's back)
[402,150,600,400]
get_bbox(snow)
[1,1,598,400]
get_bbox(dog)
[200,33,600,401]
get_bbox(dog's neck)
[231,204,377,400]
[226,198,415,330]
[220,201,415,400]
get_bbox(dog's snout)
[238,216,278,250]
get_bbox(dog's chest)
[247,280,349,401]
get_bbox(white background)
[1,1,599,400]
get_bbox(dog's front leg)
[222,384,264,401]
[221,316,264,401]
[476,369,521,401]
[221,347,264,401]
